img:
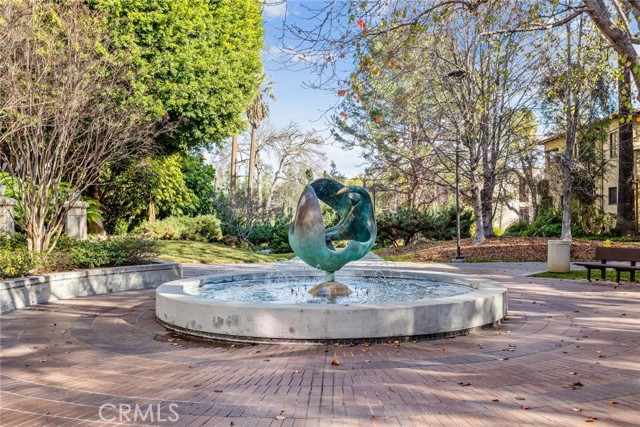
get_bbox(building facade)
[539,118,640,230]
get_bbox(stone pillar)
[63,200,89,240]
[0,183,17,234]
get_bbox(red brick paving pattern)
[1,263,639,427]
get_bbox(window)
[609,132,618,158]
[608,187,618,205]
[545,149,559,169]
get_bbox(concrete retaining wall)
[1,261,182,313]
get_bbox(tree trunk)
[148,199,156,223]
[584,0,640,101]
[247,124,257,225]
[470,170,485,244]
[561,119,576,240]
[256,152,263,212]
[616,63,637,235]
[561,23,576,241]
[521,156,539,220]
[230,134,238,198]
[265,159,284,214]
[481,159,496,238]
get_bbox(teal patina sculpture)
[288,178,376,291]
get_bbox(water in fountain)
[195,276,473,304]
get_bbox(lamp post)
[453,142,465,262]
[446,68,467,262]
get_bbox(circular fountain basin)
[156,269,507,344]
[197,276,474,304]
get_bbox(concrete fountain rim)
[155,268,508,344]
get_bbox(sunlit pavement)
[1,261,639,426]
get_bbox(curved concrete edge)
[156,269,508,344]
[1,261,182,314]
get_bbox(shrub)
[376,208,427,247]
[61,239,112,268]
[0,234,35,277]
[0,234,158,279]
[56,236,159,269]
[187,215,223,242]
[505,209,581,238]
[247,216,292,254]
[136,217,185,240]
[109,236,158,265]
[136,215,222,242]
[376,206,473,247]
[0,246,35,278]
[504,220,530,236]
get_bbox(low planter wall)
[0,261,182,314]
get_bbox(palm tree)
[245,75,274,224]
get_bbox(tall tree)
[96,0,264,151]
[100,154,198,232]
[0,0,157,252]
[331,2,541,243]
[260,123,326,213]
[539,16,612,240]
[245,78,274,224]
[332,32,445,211]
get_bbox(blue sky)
[262,1,365,177]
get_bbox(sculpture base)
[308,281,352,298]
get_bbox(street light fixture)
[453,142,465,262]
[446,68,467,262]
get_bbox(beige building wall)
[541,119,640,229]
[493,170,540,232]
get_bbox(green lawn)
[156,240,294,264]
[529,269,635,282]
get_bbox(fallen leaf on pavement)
[564,381,583,390]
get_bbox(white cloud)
[263,1,287,20]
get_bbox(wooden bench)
[574,247,640,283]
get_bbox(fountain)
[156,179,507,344]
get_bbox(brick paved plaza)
[1,262,639,426]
